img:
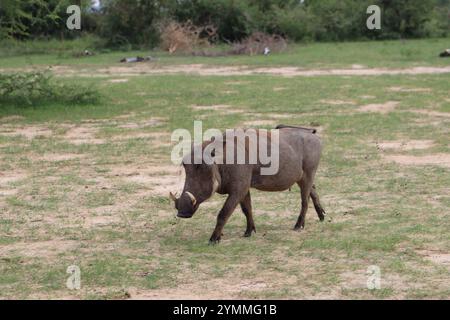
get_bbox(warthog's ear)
[203,137,225,165]
[209,138,226,165]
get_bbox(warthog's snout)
[171,191,198,219]
[177,211,194,218]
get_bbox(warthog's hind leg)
[294,175,314,231]
[240,191,256,237]
[310,184,326,221]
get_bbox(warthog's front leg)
[240,191,256,237]
[209,194,241,244]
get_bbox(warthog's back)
[250,127,322,192]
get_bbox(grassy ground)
[1,37,450,69]
[0,38,449,299]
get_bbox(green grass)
[0,37,449,69]
[0,38,449,299]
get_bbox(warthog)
[170,124,326,244]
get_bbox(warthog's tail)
[275,124,317,134]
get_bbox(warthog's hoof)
[209,239,220,245]
[318,212,326,221]
[293,224,305,231]
[243,226,256,237]
[209,234,221,245]
[315,207,326,221]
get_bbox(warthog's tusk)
[185,191,197,206]
[169,192,177,202]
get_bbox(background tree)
[1,0,449,46]
[99,0,163,47]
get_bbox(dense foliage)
[0,72,100,106]
[1,0,449,47]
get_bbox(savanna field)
[0,39,449,299]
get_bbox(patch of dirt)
[0,125,52,139]
[0,171,27,185]
[128,278,269,300]
[0,240,78,258]
[149,175,185,197]
[0,115,25,122]
[107,78,129,83]
[360,95,376,99]
[320,99,355,105]
[63,125,105,145]
[383,153,450,168]
[0,189,18,196]
[273,87,287,91]
[251,66,450,77]
[409,110,450,118]
[340,270,410,292]
[0,171,26,199]
[109,164,184,196]
[359,101,399,114]
[113,131,171,144]
[417,250,450,269]
[351,64,367,69]
[224,81,250,85]
[84,214,122,228]
[245,113,292,120]
[376,140,434,151]
[191,104,230,111]
[388,86,431,93]
[116,118,164,129]
[113,112,137,120]
[25,290,80,300]
[0,142,29,149]
[242,120,277,127]
[191,104,245,115]
[35,153,85,162]
[18,65,450,77]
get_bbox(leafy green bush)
[377,0,437,39]
[0,71,100,106]
[0,0,95,40]
[99,0,162,48]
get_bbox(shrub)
[230,32,287,55]
[0,71,100,106]
[376,0,437,39]
[159,20,216,54]
[99,0,161,48]
[0,0,95,40]
[168,0,255,42]
[270,6,312,41]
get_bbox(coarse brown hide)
[170,125,326,244]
